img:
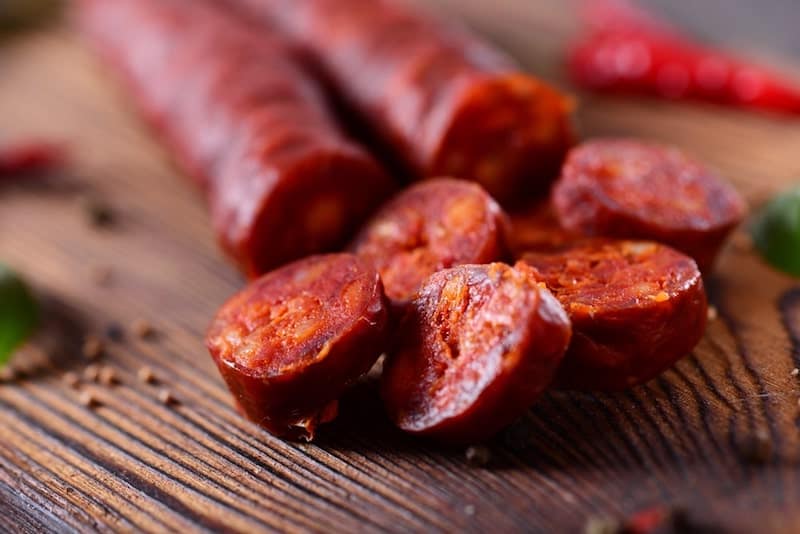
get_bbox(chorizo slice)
[78,0,394,277]
[226,0,575,205]
[206,254,390,441]
[508,200,581,256]
[519,240,707,391]
[381,263,571,443]
[552,139,747,272]
[350,178,511,305]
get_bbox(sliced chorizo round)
[508,199,581,256]
[381,262,572,443]
[552,139,747,272]
[351,178,511,305]
[206,253,390,441]
[519,240,708,391]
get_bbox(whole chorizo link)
[206,254,390,440]
[520,240,708,391]
[227,0,575,205]
[78,0,394,277]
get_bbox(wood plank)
[1,1,800,532]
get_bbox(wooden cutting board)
[2,1,800,532]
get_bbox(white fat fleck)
[372,221,401,239]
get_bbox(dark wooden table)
[2,1,800,532]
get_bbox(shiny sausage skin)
[227,0,575,206]
[552,139,746,272]
[206,254,390,441]
[508,200,581,257]
[78,0,394,277]
[520,240,707,391]
[351,178,511,305]
[381,263,571,443]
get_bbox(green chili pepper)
[0,263,38,367]
[751,186,800,277]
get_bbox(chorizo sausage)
[508,200,581,256]
[78,0,394,277]
[226,0,575,205]
[519,240,707,391]
[381,262,571,443]
[351,178,511,305]
[206,254,390,441]
[552,139,747,272]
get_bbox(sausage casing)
[206,254,390,440]
[552,139,746,272]
[227,0,575,205]
[520,240,707,391]
[78,0,394,277]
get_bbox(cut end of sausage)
[351,178,511,304]
[212,144,395,278]
[430,74,575,206]
[520,239,708,391]
[508,199,582,256]
[206,253,390,440]
[381,262,571,443]
[552,138,747,272]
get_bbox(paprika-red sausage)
[78,0,394,277]
[381,263,571,443]
[206,254,390,441]
[552,139,746,272]
[228,0,575,205]
[351,178,511,305]
[508,199,581,256]
[520,240,707,391]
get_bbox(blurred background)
[643,0,800,57]
[3,0,800,56]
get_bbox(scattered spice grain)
[465,445,492,467]
[137,366,155,384]
[105,322,125,343]
[80,195,115,227]
[82,364,100,382]
[62,372,80,389]
[158,389,177,406]
[78,390,99,408]
[82,335,104,360]
[99,366,118,386]
[132,319,154,339]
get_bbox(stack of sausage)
[79,0,746,443]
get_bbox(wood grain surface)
[2,0,800,532]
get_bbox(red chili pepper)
[568,0,800,115]
[622,506,672,534]
[0,142,64,177]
